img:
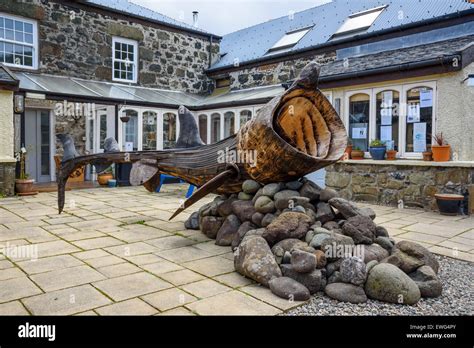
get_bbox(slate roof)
[0,64,19,88]
[211,0,474,71]
[84,0,220,38]
[319,35,474,80]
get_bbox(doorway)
[24,109,52,183]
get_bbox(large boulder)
[217,197,237,217]
[231,221,256,249]
[309,232,332,249]
[299,180,322,201]
[320,233,355,261]
[360,243,390,263]
[365,263,421,305]
[341,215,376,244]
[280,264,325,294]
[242,179,261,194]
[319,188,338,202]
[274,190,301,210]
[315,202,335,224]
[262,212,311,245]
[325,283,367,304]
[269,277,310,301]
[262,183,284,198]
[396,241,439,274]
[231,200,256,222]
[291,249,317,273]
[261,213,276,227]
[328,197,374,219]
[285,181,303,191]
[234,236,282,287]
[254,196,276,214]
[271,238,315,264]
[184,211,200,230]
[340,256,367,286]
[215,214,241,246]
[408,265,442,298]
[200,216,224,239]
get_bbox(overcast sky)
[131,0,331,35]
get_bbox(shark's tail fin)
[176,105,205,148]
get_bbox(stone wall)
[0,0,220,94]
[228,52,336,90]
[325,162,474,211]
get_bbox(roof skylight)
[332,5,387,39]
[267,26,313,53]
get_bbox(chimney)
[192,11,199,27]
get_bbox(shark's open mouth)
[275,92,332,159]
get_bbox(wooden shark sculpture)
[56,62,347,219]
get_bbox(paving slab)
[31,264,105,292]
[181,279,232,299]
[185,290,281,315]
[22,284,112,315]
[93,272,173,301]
[0,277,42,303]
[142,288,197,311]
[95,298,158,316]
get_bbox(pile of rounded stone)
[185,178,442,305]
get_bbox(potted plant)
[386,149,397,160]
[434,193,464,216]
[344,140,353,159]
[15,148,36,195]
[369,139,386,160]
[431,133,450,162]
[350,146,364,160]
[97,166,114,186]
[422,150,433,161]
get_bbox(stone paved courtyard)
[0,184,473,315]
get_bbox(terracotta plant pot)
[350,150,364,160]
[422,151,433,161]
[97,173,113,185]
[15,179,35,194]
[386,150,397,160]
[434,193,463,216]
[344,144,353,159]
[432,145,450,162]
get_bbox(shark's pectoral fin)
[169,165,239,221]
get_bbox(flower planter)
[369,146,386,160]
[350,150,364,160]
[386,150,397,160]
[432,145,450,162]
[15,179,37,195]
[422,151,433,161]
[98,173,113,185]
[434,193,463,216]
[343,144,353,159]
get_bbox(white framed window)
[344,81,437,159]
[332,5,386,39]
[112,37,138,83]
[0,13,38,69]
[267,26,312,54]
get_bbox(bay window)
[224,111,235,138]
[163,112,177,149]
[375,90,399,151]
[142,111,157,150]
[198,114,208,144]
[348,93,370,152]
[345,82,436,159]
[211,113,221,143]
[239,110,252,128]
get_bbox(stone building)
[0,0,473,212]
